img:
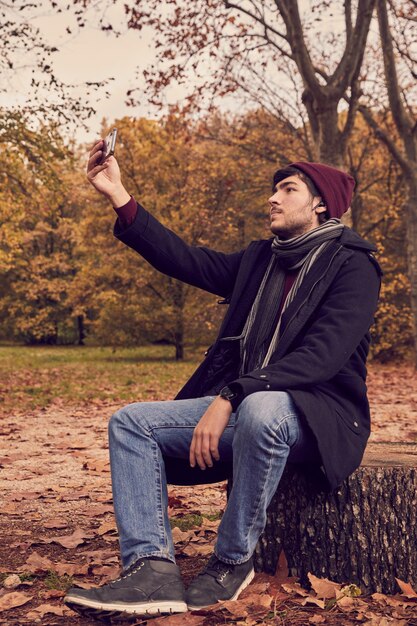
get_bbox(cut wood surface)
[362,441,417,466]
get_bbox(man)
[65,142,381,621]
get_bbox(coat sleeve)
[114,202,244,298]
[226,251,381,410]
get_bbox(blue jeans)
[108,392,320,569]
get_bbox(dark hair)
[272,166,320,197]
[272,165,329,223]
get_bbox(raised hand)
[86,140,130,207]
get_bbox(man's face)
[268,175,323,239]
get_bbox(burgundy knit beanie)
[290,161,355,219]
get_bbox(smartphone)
[100,128,117,163]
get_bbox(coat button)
[353,421,359,427]
[266,384,271,390]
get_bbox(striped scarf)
[241,219,344,374]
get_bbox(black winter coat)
[115,203,382,491]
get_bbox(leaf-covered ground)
[0,347,416,625]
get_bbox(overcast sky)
[1,1,352,146]
[0,1,191,144]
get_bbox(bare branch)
[358,104,412,175]
[331,0,376,92]
[224,0,288,41]
[377,0,413,138]
[344,0,353,44]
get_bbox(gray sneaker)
[186,554,255,610]
[64,557,187,621]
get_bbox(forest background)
[0,0,416,365]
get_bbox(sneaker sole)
[65,596,188,620]
[187,567,255,610]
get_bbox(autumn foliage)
[0,108,413,360]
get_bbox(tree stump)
[254,442,417,594]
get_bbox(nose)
[268,191,280,206]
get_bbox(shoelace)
[203,557,232,582]
[112,560,145,583]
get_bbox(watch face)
[221,387,236,401]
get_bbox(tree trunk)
[254,442,417,594]
[315,107,345,169]
[77,315,85,346]
[405,176,417,366]
[174,333,184,360]
[172,281,185,361]
[301,96,353,227]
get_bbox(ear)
[313,199,327,214]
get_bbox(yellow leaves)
[0,108,413,356]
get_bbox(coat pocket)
[335,408,362,435]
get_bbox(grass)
[169,512,222,531]
[44,570,74,591]
[0,344,202,414]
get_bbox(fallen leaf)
[171,527,196,543]
[23,551,89,576]
[241,582,270,596]
[395,578,417,598]
[0,592,32,612]
[364,618,407,626]
[168,494,184,508]
[0,453,26,465]
[241,592,272,609]
[274,549,289,583]
[45,526,93,549]
[300,596,326,609]
[182,543,213,557]
[5,491,42,502]
[199,518,220,530]
[337,595,356,608]
[43,518,69,529]
[151,611,205,625]
[82,459,110,473]
[81,503,114,516]
[308,573,341,599]
[91,565,120,580]
[55,562,89,577]
[281,582,309,597]
[78,548,118,565]
[371,592,405,608]
[58,491,90,501]
[97,521,117,536]
[309,616,326,624]
[221,600,248,617]
[25,603,70,619]
[23,552,54,574]
[1,504,21,515]
[55,440,90,450]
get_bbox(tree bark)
[276,0,376,170]
[254,442,417,594]
[404,178,417,366]
[172,281,185,360]
[367,0,417,364]
[77,315,85,346]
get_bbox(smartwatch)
[219,385,238,402]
